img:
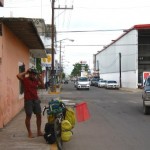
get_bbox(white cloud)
[2,0,150,74]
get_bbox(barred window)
[0,23,2,36]
[19,63,25,95]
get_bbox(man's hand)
[16,69,29,80]
[37,74,45,89]
[26,68,31,74]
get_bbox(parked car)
[94,79,103,87]
[98,80,107,88]
[94,79,100,87]
[91,77,100,86]
[64,80,69,84]
[105,80,119,89]
[75,77,90,90]
[142,76,150,115]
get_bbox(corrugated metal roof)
[0,17,45,49]
[134,24,150,29]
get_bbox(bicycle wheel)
[54,118,63,150]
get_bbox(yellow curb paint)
[49,92,61,94]
[50,144,58,150]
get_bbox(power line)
[75,5,150,10]
[33,28,126,35]
[3,4,51,8]
[57,29,125,33]
[5,1,150,10]
[55,0,73,30]
[65,43,150,47]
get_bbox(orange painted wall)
[0,24,30,128]
[0,0,4,6]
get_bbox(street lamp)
[61,60,70,72]
[58,39,74,82]
[59,39,74,67]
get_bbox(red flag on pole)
[75,102,90,122]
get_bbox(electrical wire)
[57,29,125,33]
[4,0,150,10]
[75,5,150,10]
[65,0,74,29]
[65,44,150,47]
[4,0,51,8]
[55,0,74,31]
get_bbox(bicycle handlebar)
[42,101,66,116]
[42,100,77,116]
[42,106,49,116]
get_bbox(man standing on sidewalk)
[17,68,45,138]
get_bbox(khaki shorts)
[24,100,41,115]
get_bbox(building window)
[18,62,25,95]
[0,23,2,36]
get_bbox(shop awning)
[0,17,47,58]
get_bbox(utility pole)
[119,52,122,88]
[59,39,74,83]
[50,0,55,92]
[59,41,62,82]
[50,0,73,92]
[54,5,73,10]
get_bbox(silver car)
[105,80,119,89]
[75,77,90,90]
[98,80,107,88]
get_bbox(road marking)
[61,99,71,102]
[129,100,139,104]
[62,99,76,106]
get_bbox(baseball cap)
[28,68,38,74]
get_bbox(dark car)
[142,76,150,115]
[64,80,69,84]
[91,77,99,86]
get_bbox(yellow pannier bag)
[47,114,55,123]
[61,131,73,142]
[65,107,76,128]
[61,120,72,131]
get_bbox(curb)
[120,88,142,92]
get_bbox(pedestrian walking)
[17,68,45,138]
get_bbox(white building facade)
[96,25,150,89]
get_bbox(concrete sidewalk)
[0,102,58,150]
[0,88,76,150]
[0,89,72,150]
[0,88,142,150]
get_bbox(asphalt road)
[59,82,150,150]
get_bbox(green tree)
[36,58,42,73]
[71,63,89,77]
[62,72,65,79]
